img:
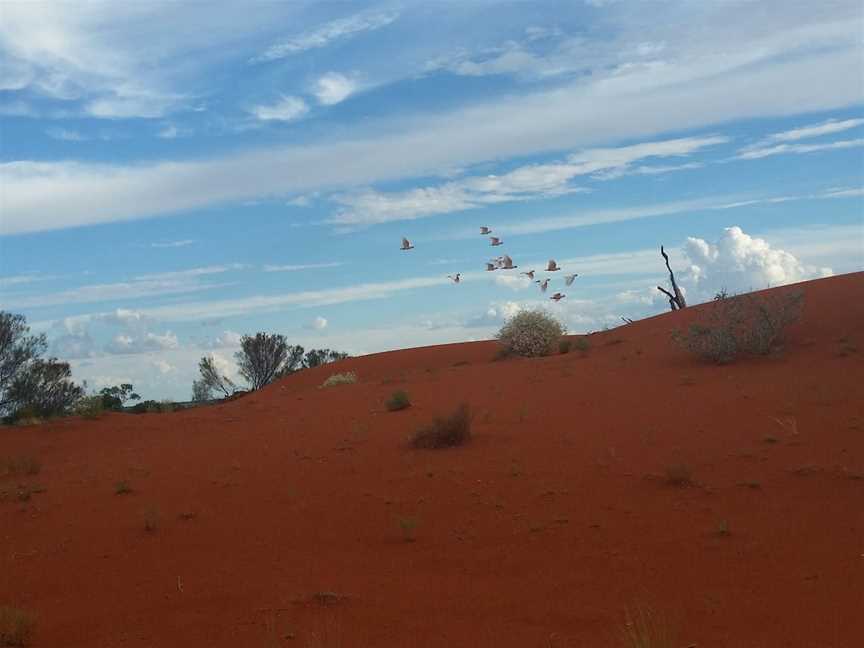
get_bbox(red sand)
[2,273,863,647]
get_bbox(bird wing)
[402,237,410,247]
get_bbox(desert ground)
[2,272,863,647]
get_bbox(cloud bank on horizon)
[0,0,862,400]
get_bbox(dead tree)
[656,245,687,311]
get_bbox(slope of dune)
[2,272,863,647]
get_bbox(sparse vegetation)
[573,336,590,353]
[559,338,572,354]
[73,395,104,419]
[2,456,40,477]
[143,505,160,533]
[0,606,35,646]
[115,480,132,495]
[98,383,140,410]
[663,463,692,487]
[496,309,565,358]
[716,519,731,537]
[397,516,419,542]
[321,372,358,388]
[386,390,411,411]
[620,605,678,648]
[674,290,804,363]
[411,403,471,449]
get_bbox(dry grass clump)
[496,309,565,358]
[386,390,411,411]
[1,456,40,478]
[0,606,35,646]
[674,290,803,364]
[663,463,693,487]
[321,371,358,388]
[411,403,471,449]
[620,605,678,648]
[114,480,132,495]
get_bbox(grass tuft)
[620,605,678,648]
[411,403,471,449]
[114,480,132,495]
[385,390,411,412]
[662,463,693,487]
[0,606,35,647]
[321,372,358,388]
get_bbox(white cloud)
[736,138,864,160]
[132,263,246,282]
[3,13,862,235]
[150,239,195,249]
[255,10,399,60]
[766,117,864,142]
[312,316,328,330]
[330,135,726,226]
[45,127,85,141]
[313,72,357,105]
[249,96,309,122]
[494,274,533,291]
[263,262,343,272]
[204,330,244,349]
[152,359,175,374]
[679,226,833,301]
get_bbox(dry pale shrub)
[620,605,678,648]
[496,309,565,358]
[674,290,803,364]
[321,371,358,388]
[411,403,471,449]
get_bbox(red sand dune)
[2,273,863,647]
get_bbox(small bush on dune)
[559,338,572,354]
[411,403,471,449]
[620,605,678,648]
[0,606,35,646]
[321,371,358,388]
[73,395,104,419]
[573,336,590,353]
[497,309,565,358]
[386,390,411,411]
[674,290,803,364]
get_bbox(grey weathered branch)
[657,246,687,310]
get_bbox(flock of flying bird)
[400,227,577,302]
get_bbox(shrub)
[73,395,104,419]
[2,456,40,477]
[674,290,803,364]
[496,309,565,358]
[663,463,692,487]
[143,505,160,533]
[115,480,132,495]
[0,606,35,646]
[411,403,471,449]
[386,390,411,411]
[573,336,590,352]
[321,372,358,388]
[620,605,678,648]
[559,338,572,354]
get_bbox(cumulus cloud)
[313,73,356,105]
[249,96,309,122]
[255,10,398,60]
[680,226,833,301]
[204,330,244,349]
[152,359,175,374]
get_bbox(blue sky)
[1,0,862,401]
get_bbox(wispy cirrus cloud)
[736,137,864,160]
[736,117,864,159]
[765,117,864,143]
[329,136,727,227]
[249,96,309,122]
[254,9,398,61]
[263,262,344,272]
[150,239,196,249]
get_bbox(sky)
[1,0,862,401]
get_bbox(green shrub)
[411,403,471,449]
[321,371,358,388]
[73,395,104,419]
[386,390,411,411]
[558,338,572,354]
[115,481,132,495]
[674,291,803,364]
[573,336,590,352]
[0,606,35,646]
[496,309,565,358]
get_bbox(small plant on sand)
[143,505,160,533]
[397,516,419,542]
[496,309,565,358]
[573,336,590,353]
[321,372,358,388]
[715,519,731,537]
[0,606,35,647]
[115,480,132,495]
[386,390,411,412]
[620,605,678,648]
[559,338,572,354]
[411,403,471,449]
[673,290,803,364]
[663,463,693,487]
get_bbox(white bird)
[536,278,550,293]
[480,226,492,235]
[485,262,497,271]
[490,237,503,246]
[500,255,517,270]
[400,237,414,250]
[546,259,560,271]
[564,273,578,286]
[448,273,462,284]
[550,292,566,302]
[521,270,535,280]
